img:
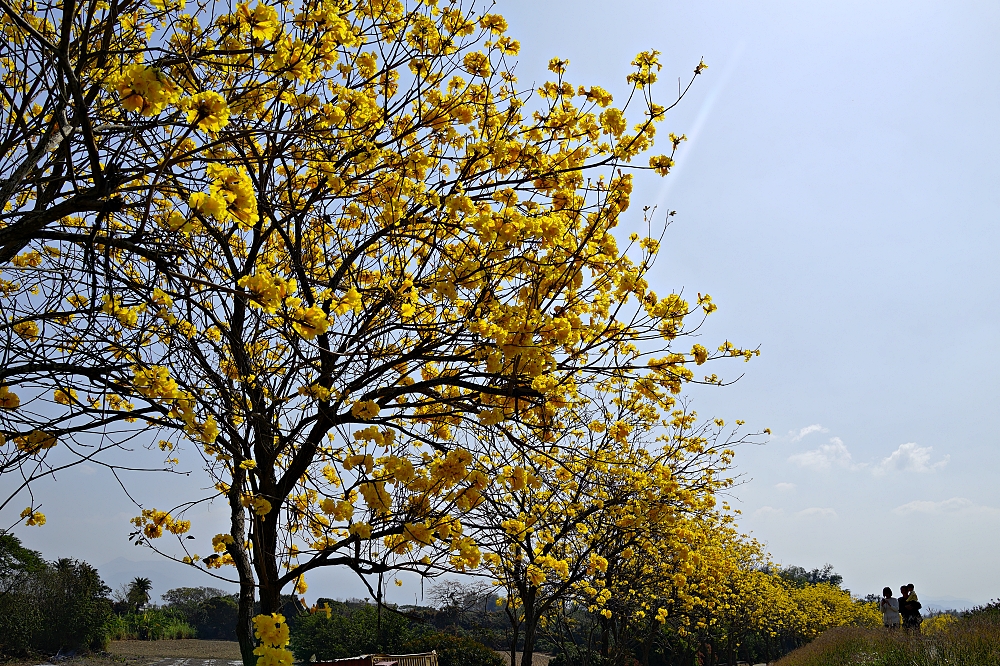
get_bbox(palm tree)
[127,577,153,612]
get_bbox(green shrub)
[159,587,238,640]
[401,631,504,666]
[195,596,239,640]
[549,645,609,666]
[290,603,413,661]
[104,610,197,640]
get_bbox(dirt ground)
[493,652,551,666]
[4,642,549,666]
[108,641,242,661]
[2,657,132,666]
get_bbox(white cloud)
[790,424,829,442]
[775,482,796,491]
[796,507,837,518]
[788,436,854,470]
[893,498,1000,516]
[873,442,949,476]
[753,506,785,518]
[787,437,947,476]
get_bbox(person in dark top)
[898,586,912,627]
[903,583,923,631]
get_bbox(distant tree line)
[0,533,111,655]
[0,533,239,654]
[2,530,883,666]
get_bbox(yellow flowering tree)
[475,394,752,666]
[0,0,753,663]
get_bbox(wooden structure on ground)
[316,652,438,666]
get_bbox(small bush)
[549,645,609,666]
[290,603,413,661]
[401,632,504,666]
[104,610,197,640]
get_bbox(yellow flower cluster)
[131,508,191,539]
[182,91,231,131]
[114,64,180,116]
[238,270,295,312]
[241,494,273,517]
[101,295,139,327]
[12,320,39,341]
[212,533,235,552]
[350,400,380,420]
[236,2,279,43]
[15,430,57,455]
[132,365,180,400]
[20,507,46,526]
[253,613,293,666]
[190,164,258,229]
[0,385,20,409]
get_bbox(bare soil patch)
[2,656,135,666]
[493,652,551,666]
[108,641,241,660]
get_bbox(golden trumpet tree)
[570,492,749,666]
[0,0,756,662]
[476,394,752,666]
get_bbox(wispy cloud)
[788,436,854,470]
[790,424,829,442]
[893,498,1000,516]
[796,507,837,518]
[873,443,949,476]
[787,436,948,476]
[753,506,785,518]
[775,482,796,492]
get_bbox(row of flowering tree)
[0,0,766,664]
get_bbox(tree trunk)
[236,578,256,666]
[600,615,610,659]
[519,590,538,666]
[228,470,257,666]
[641,618,655,666]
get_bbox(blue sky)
[8,0,1000,608]
[506,0,1000,606]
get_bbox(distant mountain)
[922,596,977,612]
[98,557,237,602]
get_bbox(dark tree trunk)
[519,589,538,666]
[600,615,610,659]
[228,473,257,666]
[235,578,256,666]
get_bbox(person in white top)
[879,586,900,628]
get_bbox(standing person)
[905,584,923,632]
[898,586,913,628]
[880,587,900,628]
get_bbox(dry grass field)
[774,615,1000,666]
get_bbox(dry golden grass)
[774,615,1000,666]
